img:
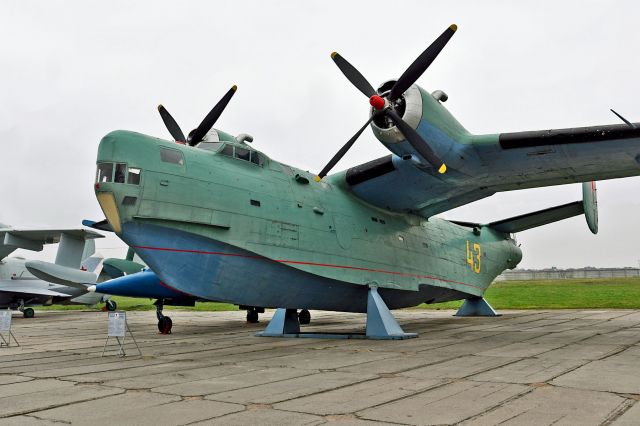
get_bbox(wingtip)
[449,24,458,32]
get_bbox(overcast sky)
[1,0,639,269]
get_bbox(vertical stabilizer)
[125,247,135,261]
[55,233,86,268]
[82,239,96,261]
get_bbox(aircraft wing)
[0,228,104,261]
[341,122,640,218]
[0,280,72,297]
[25,260,98,289]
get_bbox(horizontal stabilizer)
[0,227,104,261]
[488,201,584,233]
[25,260,97,289]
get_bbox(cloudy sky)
[1,0,639,269]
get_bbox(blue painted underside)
[120,222,470,313]
[95,270,186,299]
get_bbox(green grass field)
[419,277,640,310]
[37,277,640,312]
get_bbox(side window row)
[96,163,141,185]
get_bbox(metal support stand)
[256,286,417,340]
[0,311,19,347]
[454,297,500,317]
[101,312,142,357]
[365,287,417,339]
[259,308,300,336]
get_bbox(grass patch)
[420,277,640,310]
[38,297,238,312]
[36,277,640,313]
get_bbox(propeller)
[157,85,238,146]
[316,24,457,180]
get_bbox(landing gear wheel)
[158,316,173,334]
[298,309,311,325]
[246,309,259,323]
[23,308,35,319]
[105,300,117,311]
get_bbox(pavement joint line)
[149,367,318,397]
[601,398,637,425]
[23,413,72,425]
[445,384,536,425]
[0,386,127,419]
[205,369,379,405]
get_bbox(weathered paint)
[93,86,524,312]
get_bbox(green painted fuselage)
[94,123,522,311]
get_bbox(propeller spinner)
[158,85,238,146]
[316,24,457,181]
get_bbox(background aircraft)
[82,223,272,333]
[91,25,639,338]
[0,224,113,317]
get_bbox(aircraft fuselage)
[94,129,522,312]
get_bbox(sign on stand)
[0,310,19,347]
[102,311,141,357]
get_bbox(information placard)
[107,312,126,337]
[0,311,11,332]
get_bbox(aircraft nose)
[95,130,154,233]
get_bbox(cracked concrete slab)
[0,309,639,425]
[461,386,631,426]
[358,380,530,425]
[470,357,586,384]
[273,377,444,415]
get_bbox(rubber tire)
[298,309,311,325]
[23,308,35,318]
[158,316,173,334]
[106,300,117,311]
[246,310,259,323]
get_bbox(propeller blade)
[158,105,186,142]
[331,52,377,98]
[316,115,377,181]
[389,24,457,101]
[188,85,237,145]
[386,109,447,174]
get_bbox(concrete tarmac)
[0,309,639,425]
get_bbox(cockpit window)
[235,147,250,162]
[114,163,127,183]
[221,144,234,157]
[218,144,264,167]
[127,168,141,185]
[250,151,263,166]
[160,147,184,165]
[198,141,223,152]
[96,163,113,183]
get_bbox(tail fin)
[55,232,97,268]
[126,247,135,261]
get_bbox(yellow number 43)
[466,240,481,273]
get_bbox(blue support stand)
[366,287,417,340]
[454,297,500,317]
[256,287,417,340]
[259,308,300,336]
